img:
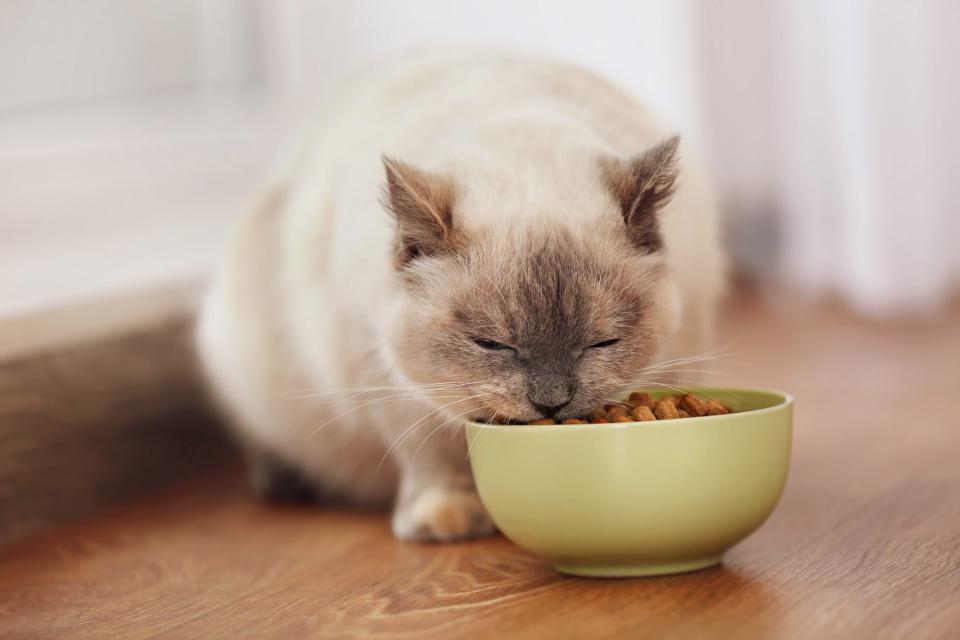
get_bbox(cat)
[196,49,725,542]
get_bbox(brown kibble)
[654,397,680,420]
[606,405,629,420]
[628,392,656,409]
[523,390,734,425]
[705,399,731,415]
[679,394,708,417]
[631,405,657,422]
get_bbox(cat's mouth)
[472,406,577,425]
[471,406,540,425]
[464,389,598,424]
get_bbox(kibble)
[606,405,630,420]
[653,398,679,420]
[679,394,708,417]
[631,405,657,422]
[501,390,735,425]
[628,392,656,409]
[705,399,731,416]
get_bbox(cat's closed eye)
[587,338,621,349]
[471,337,516,351]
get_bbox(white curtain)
[700,0,960,317]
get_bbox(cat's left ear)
[381,156,458,267]
[601,135,680,253]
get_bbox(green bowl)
[466,388,793,577]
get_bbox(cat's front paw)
[392,486,495,542]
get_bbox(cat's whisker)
[377,396,488,473]
[298,393,480,406]
[376,422,428,474]
[466,419,489,459]
[627,368,738,386]
[284,381,481,400]
[412,403,487,462]
[465,411,505,459]
[304,389,470,440]
[334,384,467,399]
[619,378,691,396]
[639,347,740,373]
[376,393,493,472]
[306,389,475,409]
[290,380,481,392]
[632,349,741,386]
[288,385,484,406]
[642,348,737,368]
[306,388,494,440]
[306,396,399,440]
[640,356,738,376]
[637,366,736,382]
[635,367,734,378]
[285,384,460,396]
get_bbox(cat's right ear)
[600,136,680,253]
[381,156,458,268]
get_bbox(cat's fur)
[196,50,724,541]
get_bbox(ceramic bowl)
[466,388,793,577]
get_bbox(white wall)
[0,1,197,112]
[263,0,702,140]
[0,0,264,113]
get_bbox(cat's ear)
[381,155,457,267]
[601,135,680,252]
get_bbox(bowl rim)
[464,386,794,432]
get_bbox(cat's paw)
[392,487,495,542]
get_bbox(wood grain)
[1,291,959,639]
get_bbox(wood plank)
[1,291,958,639]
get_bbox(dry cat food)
[512,391,733,425]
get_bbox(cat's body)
[197,50,724,541]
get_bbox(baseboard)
[0,314,231,547]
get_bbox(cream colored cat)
[196,50,724,541]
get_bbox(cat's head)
[379,137,683,422]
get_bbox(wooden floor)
[2,290,959,639]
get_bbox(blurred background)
[3,0,959,362]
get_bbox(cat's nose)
[528,396,572,418]
[527,375,577,417]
